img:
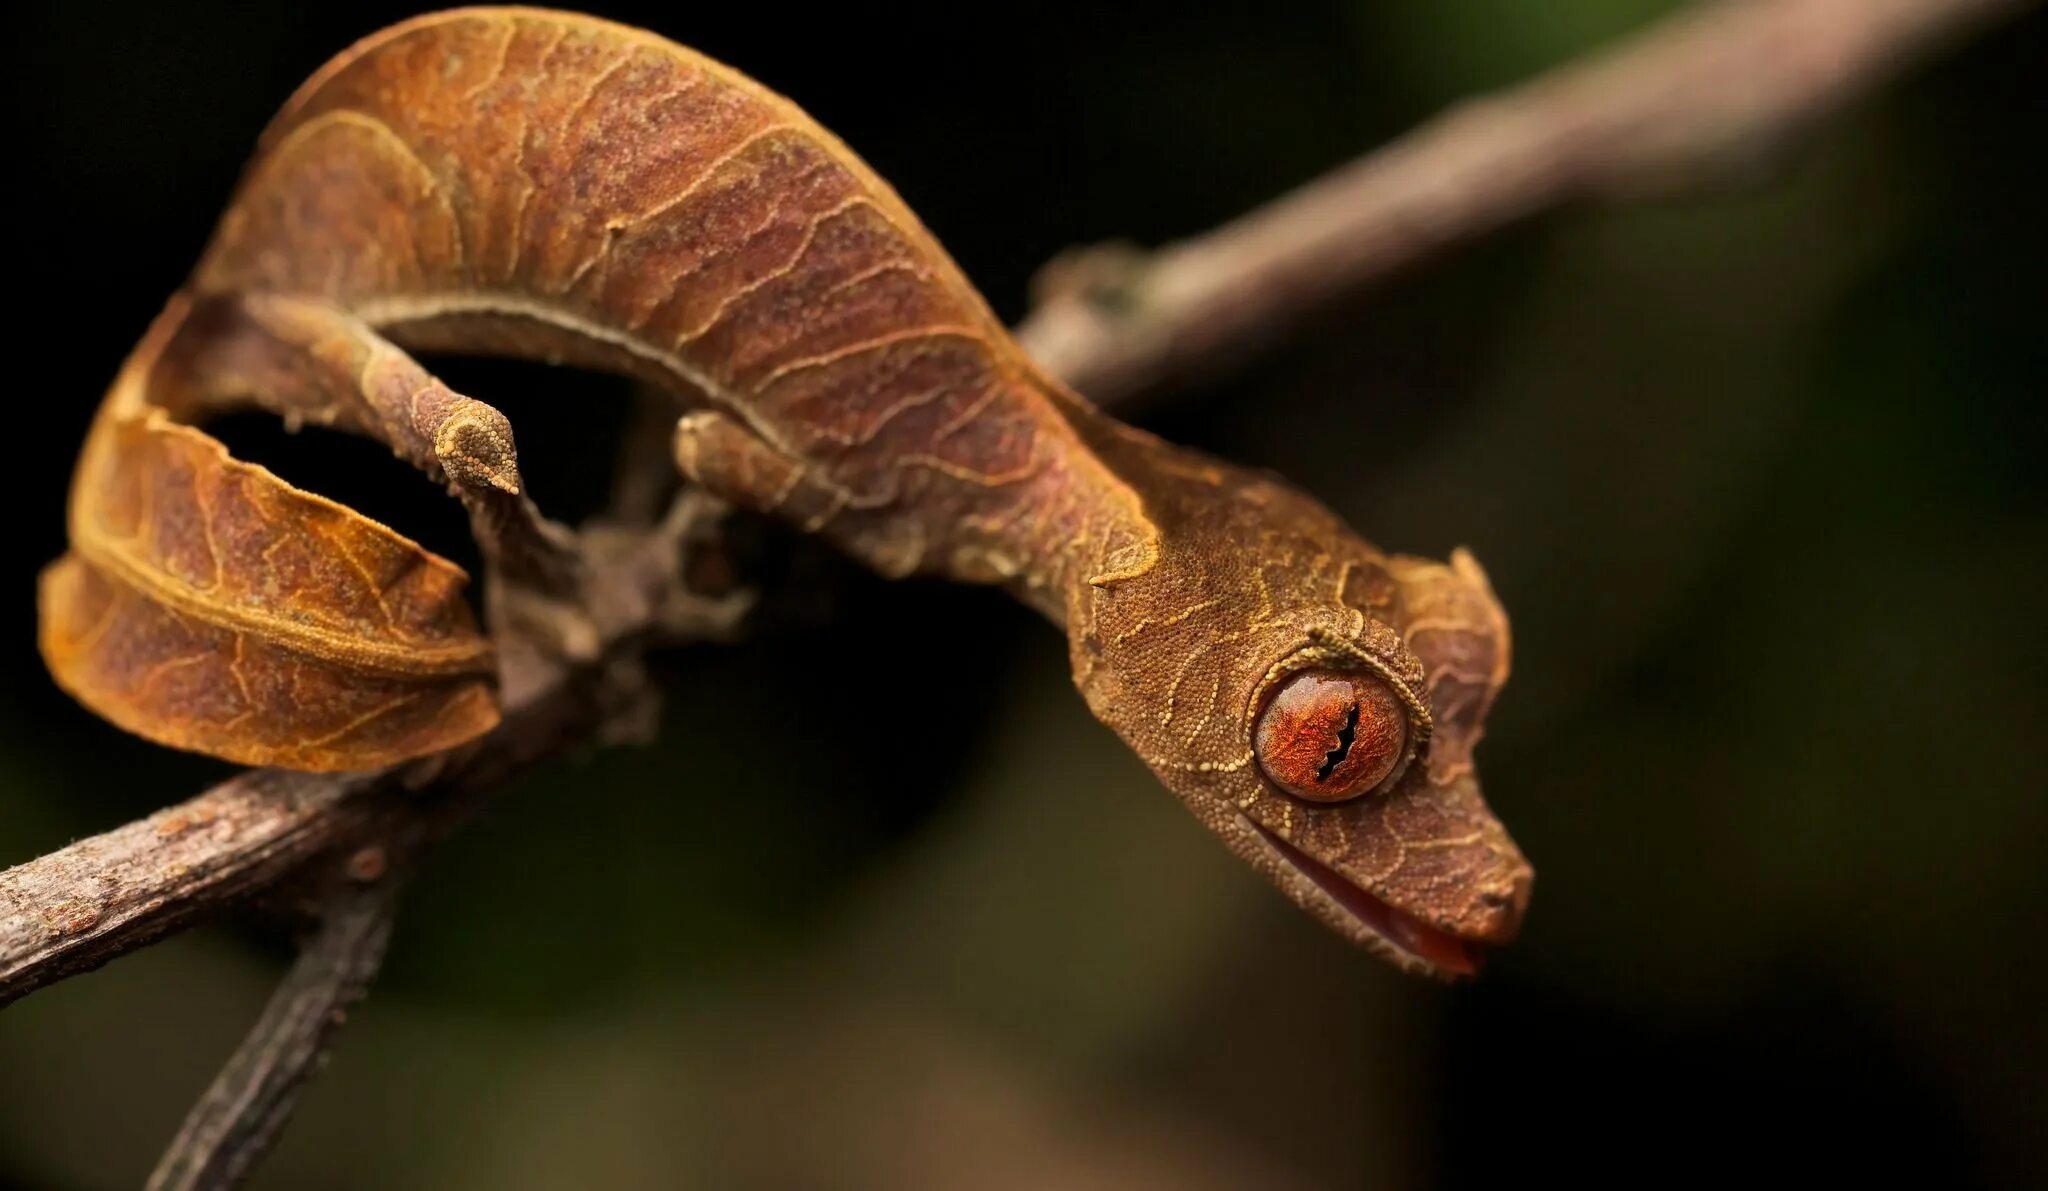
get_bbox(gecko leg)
[673,411,926,578]
[156,292,593,670]
[672,411,852,532]
[158,292,525,501]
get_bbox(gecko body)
[42,9,1530,976]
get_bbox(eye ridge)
[1315,699,1361,783]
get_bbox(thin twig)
[146,870,401,1191]
[1018,0,2030,406]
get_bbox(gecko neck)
[987,374,1164,630]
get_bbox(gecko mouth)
[1242,815,1483,977]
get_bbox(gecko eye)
[1254,670,1410,802]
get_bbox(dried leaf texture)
[194,10,1152,605]
[34,10,1525,969]
[40,310,497,771]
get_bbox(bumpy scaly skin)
[46,8,1530,974]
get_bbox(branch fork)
[2,0,2025,1184]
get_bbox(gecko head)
[1067,454,1532,979]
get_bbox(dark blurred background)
[4,2,2042,1187]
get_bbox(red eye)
[1254,670,1410,802]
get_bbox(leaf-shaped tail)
[41,405,497,772]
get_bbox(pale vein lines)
[1331,559,1366,637]
[558,52,635,138]
[1027,481,1068,550]
[602,148,827,323]
[1405,831,1486,854]
[621,121,798,235]
[226,634,255,710]
[753,325,984,392]
[300,690,429,750]
[1425,664,1490,698]
[959,481,1038,538]
[318,526,402,635]
[1146,749,1253,775]
[444,181,472,281]
[62,586,123,659]
[266,111,438,198]
[456,18,519,103]
[817,258,930,305]
[797,486,852,534]
[1158,631,1247,730]
[135,655,208,704]
[533,21,572,72]
[268,110,460,281]
[1181,668,1223,747]
[806,381,951,449]
[1393,861,1470,897]
[556,225,618,300]
[1356,841,1408,889]
[399,375,438,451]
[543,54,637,292]
[1250,566,1279,628]
[1402,615,1484,647]
[626,200,786,332]
[894,447,1042,488]
[1405,616,1495,695]
[502,104,543,284]
[1431,758,1478,784]
[75,525,487,679]
[1111,597,1220,646]
[501,16,576,279]
[129,462,159,553]
[930,381,1003,445]
[1107,517,1162,591]
[759,459,811,515]
[867,380,961,448]
[188,472,225,594]
[1158,646,1206,730]
[258,537,291,595]
[669,195,875,350]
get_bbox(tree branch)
[4,0,2026,1015]
[0,1,2030,1175]
[1,497,740,1007]
[1,769,376,1007]
[1,664,596,1007]
[147,871,401,1191]
[1018,0,2030,406]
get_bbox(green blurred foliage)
[2,1,2040,1188]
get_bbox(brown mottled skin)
[40,8,1530,976]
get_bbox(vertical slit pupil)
[1316,700,1361,783]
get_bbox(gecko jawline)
[1243,816,1482,977]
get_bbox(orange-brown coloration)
[344,846,391,883]
[1254,670,1409,802]
[38,9,1531,976]
[40,301,498,771]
